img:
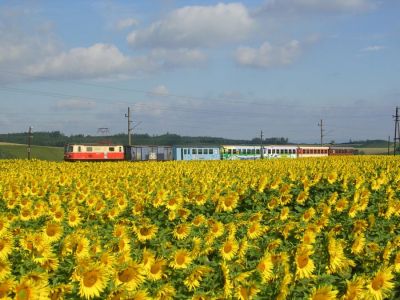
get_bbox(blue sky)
[0,0,399,143]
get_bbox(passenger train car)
[64,143,357,162]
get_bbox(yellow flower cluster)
[0,156,400,299]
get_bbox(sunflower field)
[1,157,400,299]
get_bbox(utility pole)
[125,107,133,146]
[27,126,33,160]
[260,130,264,159]
[393,107,400,156]
[388,135,390,155]
[318,119,324,146]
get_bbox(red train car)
[64,144,124,161]
[328,147,358,156]
[297,146,329,158]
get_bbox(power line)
[0,69,391,111]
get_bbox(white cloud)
[53,99,96,110]
[235,40,301,68]
[360,45,386,52]
[23,43,158,79]
[259,0,376,14]
[149,48,207,68]
[127,3,254,48]
[150,85,169,96]
[115,18,138,30]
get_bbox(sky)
[0,0,399,143]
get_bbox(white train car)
[264,145,298,159]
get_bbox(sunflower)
[0,217,9,237]
[146,258,167,281]
[295,245,315,279]
[236,285,260,300]
[52,208,64,223]
[173,223,191,240]
[335,198,348,212]
[302,208,315,223]
[328,237,355,274]
[220,261,233,298]
[155,283,176,300]
[192,215,206,227]
[0,278,14,299]
[170,249,193,269]
[0,259,11,281]
[342,277,365,300]
[302,231,316,245]
[19,208,32,222]
[367,267,394,300]
[219,193,239,212]
[308,285,338,300]
[43,222,63,243]
[79,264,109,299]
[0,236,13,260]
[280,207,290,221]
[115,262,145,291]
[117,236,131,253]
[296,191,308,205]
[141,248,156,270]
[247,222,263,239]
[40,254,59,272]
[135,224,158,242]
[208,220,224,238]
[67,209,81,227]
[351,234,365,255]
[394,252,400,273]
[177,208,191,220]
[220,239,239,261]
[132,202,145,216]
[189,237,202,259]
[15,279,49,300]
[96,252,114,273]
[166,196,181,210]
[75,237,90,259]
[256,254,274,283]
[183,266,212,291]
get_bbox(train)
[64,144,357,162]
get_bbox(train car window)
[256,149,260,154]
[198,149,203,155]
[109,147,115,152]
[119,147,122,152]
[183,149,187,155]
[284,149,288,154]
[268,149,271,154]
[233,149,237,154]
[87,147,93,152]
[252,149,255,154]
[228,149,232,154]
[192,149,197,155]
[209,149,213,155]
[204,149,209,155]
[78,146,81,152]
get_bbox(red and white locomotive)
[64,144,124,161]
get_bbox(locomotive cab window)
[109,147,115,152]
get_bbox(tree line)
[0,131,289,147]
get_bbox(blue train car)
[125,145,173,161]
[173,146,220,161]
